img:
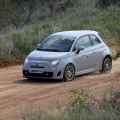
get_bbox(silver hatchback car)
[23,30,112,81]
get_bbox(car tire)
[63,64,75,82]
[100,57,112,73]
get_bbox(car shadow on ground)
[14,78,63,85]
[14,72,101,85]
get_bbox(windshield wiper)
[44,49,62,52]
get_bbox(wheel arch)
[104,54,112,59]
[65,63,76,71]
[102,54,112,64]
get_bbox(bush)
[102,90,120,111]
[96,0,119,8]
[0,0,120,60]
[71,89,87,108]
[21,89,120,120]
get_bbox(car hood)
[28,50,70,61]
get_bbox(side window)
[75,36,92,49]
[89,35,101,45]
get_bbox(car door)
[89,34,105,69]
[73,35,97,73]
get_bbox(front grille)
[23,70,53,77]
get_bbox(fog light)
[53,66,59,70]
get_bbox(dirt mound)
[0,60,24,68]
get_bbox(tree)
[0,0,74,29]
[0,0,36,28]
[0,0,14,28]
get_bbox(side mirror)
[37,44,40,49]
[76,46,85,54]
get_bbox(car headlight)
[25,58,29,64]
[52,59,59,65]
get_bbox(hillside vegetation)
[21,89,120,120]
[0,0,120,60]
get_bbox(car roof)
[52,30,98,37]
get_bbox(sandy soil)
[0,59,120,120]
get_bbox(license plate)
[29,69,43,73]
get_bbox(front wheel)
[100,57,112,73]
[63,64,75,82]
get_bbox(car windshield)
[37,35,76,52]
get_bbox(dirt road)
[0,59,120,120]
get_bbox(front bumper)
[23,70,53,78]
[22,62,64,79]
[23,70,63,79]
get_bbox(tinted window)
[89,35,101,45]
[75,36,92,48]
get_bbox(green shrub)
[71,89,87,108]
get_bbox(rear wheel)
[63,64,75,82]
[100,57,112,73]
